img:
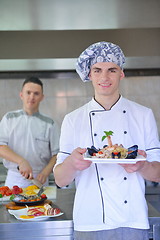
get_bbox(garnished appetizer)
[87,131,138,159]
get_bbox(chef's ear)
[19,91,23,100]
[40,94,44,102]
[120,70,125,80]
[88,72,92,81]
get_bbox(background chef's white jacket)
[0,110,59,187]
[56,96,160,231]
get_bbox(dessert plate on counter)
[8,207,63,221]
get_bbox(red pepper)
[98,151,103,154]
[113,152,119,155]
[41,194,47,199]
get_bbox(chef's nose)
[101,71,110,81]
[30,93,35,98]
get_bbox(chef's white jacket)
[0,110,59,187]
[56,96,160,231]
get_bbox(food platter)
[0,186,57,202]
[8,208,63,221]
[83,154,146,164]
[12,197,47,206]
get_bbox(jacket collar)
[90,95,123,111]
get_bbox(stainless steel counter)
[0,188,160,240]
[0,188,75,240]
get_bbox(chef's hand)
[119,150,147,173]
[36,172,47,185]
[68,147,92,171]
[18,159,33,179]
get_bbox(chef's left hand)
[119,150,147,173]
[36,171,48,185]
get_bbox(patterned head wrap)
[76,41,125,82]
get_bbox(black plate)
[12,197,47,206]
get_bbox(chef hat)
[76,41,126,82]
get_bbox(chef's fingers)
[138,149,146,158]
[26,172,33,179]
[26,173,32,179]
[17,166,33,179]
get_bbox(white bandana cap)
[76,41,126,82]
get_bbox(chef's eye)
[34,92,40,96]
[94,69,101,73]
[109,68,116,73]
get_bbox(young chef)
[0,77,59,188]
[54,41,160,240]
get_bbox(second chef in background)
[0,77,59,188]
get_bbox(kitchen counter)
[0,188,75,240]
[0,188,160,240]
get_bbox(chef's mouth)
[28,101,35,104]
[99,83,112,87]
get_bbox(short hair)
[22,77,43,91]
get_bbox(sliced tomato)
[12,185,19,189]
[5,189,13,196]
[19,188,23,193]
[12,186,22,195]
[0,190,5,196]
[41,194,47,199]
[0,186,10,195]
[98,151,103,154]
[113,152,119,155]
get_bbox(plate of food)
[0,185,57,202]
[84,154,146,164]
[84,131,146,164]
[11,193,47,206]
[8,204,63,221]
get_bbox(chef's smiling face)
[89,62,124,102]
[20,82,44,115]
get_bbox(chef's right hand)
[68,147,92,171]
[18,159,33,179]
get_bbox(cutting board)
[34,186,57,200]
[0,186,57,202]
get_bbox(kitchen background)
[0,0,160,185]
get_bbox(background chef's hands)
[68,147,92,171]
[36,172,47,184]
[18,159,33,179]
[36,166,51,184]
[119,149,147,173]
[36,154,57,184]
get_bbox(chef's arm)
[54,156,77,187]
[54,147,92,188]
[36,154,57,184]
[0,145,33,178]
[139,161,160,182]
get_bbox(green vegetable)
[9,194,15,201]
[102,131,113,141]
[0,194,3,198]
